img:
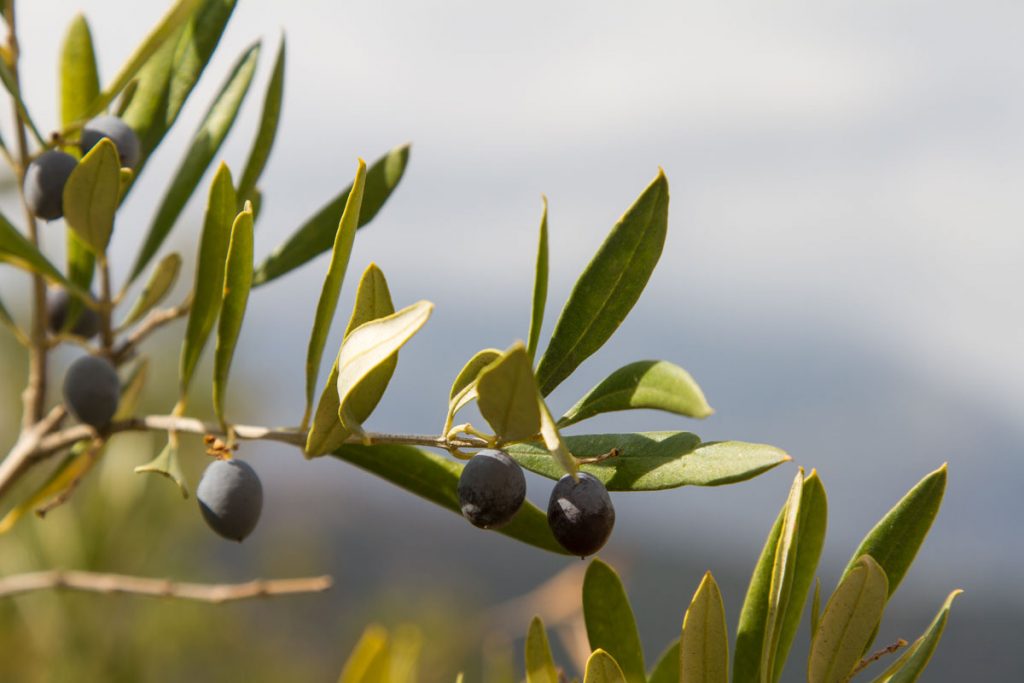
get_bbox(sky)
[1,0,1022,678]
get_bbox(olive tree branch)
[0,570,333,603]
[111,298,191,365]
[0,405,66,501]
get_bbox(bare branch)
[0,570,333,603]
[111,300,191,366]
[0,405,67,500]
[849,639,909,679]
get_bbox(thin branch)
[0,570,333,603]
[111,299,190,365]
[849,639,909,679]
[0,405,66,500]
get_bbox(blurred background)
[0,0,1021,680]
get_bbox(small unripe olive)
[63,355,120,429]
[457,449,526,529]
[48,289,100,339]
[547,472,615,557]
[80,115,140,169]
[196,459,263,542]
[24,150,78,220]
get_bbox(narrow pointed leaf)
[538,395,578,478]
[332,443,567,554]
[445,348,502,428]
[85,0,203,118]
[387,625,422,683]
[761,469,804,682]
[213,205,254,426]
[525,617,559,683]
[0,441,95,534]
[62,138,121,254]
[60,14,101,127]
[476,343,542,442]
[583,560,646,683]
[870,590,962,683]
[808,555,888,683]
[811,578,822,635]
[113,359,150,421]
[130,42,260,282]
[841,464,947,600]
[558,360,712,428]
[306,264,395,457]
[336,301,432,435]
[118,252,182,328]
[179,164,236,397]
[526,197,548,361]
[0,213,79,292]
[253,144,411,285]
[507,433,789,491]
[680,572,729,683]
[236,35,285,207]
[584,650,628,683]
[302,159,366,428]
[535,170,669,396]
[647,640,680,683]
[0,296,21,341]
[338,625,389,683]
[135,442,189,498]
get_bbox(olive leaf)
[583,559,646,683]
[337,624,389,683]
[444,348,502,433]
[213,204,254,427]
[584,650,628,683]
[62,138,121,255]
[118,252,182,329]
[648,640,681,683]
[0,211,80,292]
[868,590,962,683]
[475,343,542,443]
[526,196,549,361]
[680,572,729,683]
[135,441,189,498]
[236,35,285,208]
[525,617,559,683]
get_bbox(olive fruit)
[63,355,120,429]
[24,150,78,220]
[48,289,100,339]
[547,472,616,557]
[457,449,526,529]
[196,458,263,542]
[80,115,140,169]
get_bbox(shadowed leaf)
[583,560,646,683]
[647,639,680,683]
[680,572,729,683]
[525,617,559,683]
[476,343,542,442]
[135,441,189,498]
[584,650,628,683]
[236,35,285,207]
[869,590,962,683]
[63,138,121,255]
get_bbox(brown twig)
[0,405,66,501]
[848,639,909,679]
[0,570,333,603]
[111,300,191,366]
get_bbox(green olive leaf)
[535,170,668,396]
[525,617,559,683]
[476,343,543,443]
[584,650,628,683]
[213,204,254,427]
[538,395,577,479]
[118,252,182,329]
[302,159,366,429]
[337,624,390,683]
[526,196,549,361]
[761,469,804,682]
[558,360,712,429]
[0,212,81,293]
[444,348,502,433]
[583,559,646,683]
[506,433,789,491]
[869,589,962,683]
[134,441,189,498]
[236,35,285,208]
[113,359,150,422]
[647,640,681,683]
[62,138,121,255]
[253,144,410,285]
[680,571,729,683]
[808,555,888,683]
[0,440,97,534]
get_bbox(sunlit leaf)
[118,252,182,329]
[507,433,789,491]
[332,443,567,554]
[337,624,389,683]
[387,625,422,683]
[213,204,254,427]
[0,441,96,534]
[60,13,101,127]
[476,343,542,442]
[535,170,668,396]
[525,617,559,683]
[179,163,236,397]
[444,348,502,431]
[538,395,577,478]
[647,640,680,683]
[302,159,366,429]
[236,35,285,207]
[680,572,729,683]
[526,196,548,361]
[584,650,628,683]
[808,555,888,683]
[134,441,189,498]
[869,590,962,683]
[583,559,646,683]
[62,138,121,255]
[253,144,410,285]
[558,360,712,428]
[130,41,260,283]
[760,469,804,682]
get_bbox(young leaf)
[62,138,121,255]
[332,443,567,554]
[869,590,962,683]
[236,35,285,207]
[506,433,789,491]
[760,469,804,682]
[583,559,646,683]
[336,301,433,436]
[525,616,559,683]
[338,624,390,683]
[306,264,396,457]
[179,164,236,397]
[302,159,367,429]
[557,360,712,428]
[0,214,80,293]
[680,572,729,683]
[444,348,502,431]
[475,343,542,442]
[584,650,628,683]
[134,441,189,498]
[60,14,101,127]
[253,144,411,285]
[85,0,203,118]
[526,196,549,361]
[118,252,182,329]
[535,170,669,396]
[841,464,947,600]
[647,640,681,683]
[808,555,888,683]
[213,205,254,427]
[114,359,150,421]
[130,41,260,283]
[538,395,578,478]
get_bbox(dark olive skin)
[457,449,526,529]
[24,150,78,220]
[196,459,263,542]
[547,472,616,557]
[63,355,120,429]
[48,289,101,339]
[80,115,140,169]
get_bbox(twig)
[0,405,66,500]
[848,639,909,679]
[34,438,105,518]
[0,570,333,603]
[110,300,190,365]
